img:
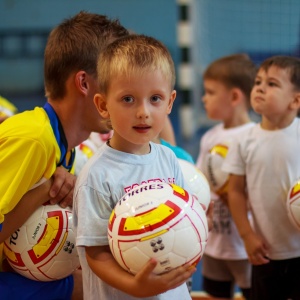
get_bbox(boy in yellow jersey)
[0,11,128,300]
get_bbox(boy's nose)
[136,102,149,119]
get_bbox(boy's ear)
[75,71,89,96]
[94,93,110,119]
[290,92,300,110]
[231,88,243,106]
[167,90,177,114]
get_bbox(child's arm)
[0,167,76,243]
[227,174,269,265]
[159,116,176,146]
[86,245,196,297]
[0,179,52,243]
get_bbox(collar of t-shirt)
[43,102,75,171]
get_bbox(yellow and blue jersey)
[0,103,75,269]
[0,107,59,225]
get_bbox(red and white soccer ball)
[178,159,210,211]
[4,204,80,281]
[202,144,229,196]
[286,180,300,230]
[108,182,208,275]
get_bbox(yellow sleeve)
[0,137,56,224]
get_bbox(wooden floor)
[191,291,245,300]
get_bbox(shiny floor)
[191,291,245,300]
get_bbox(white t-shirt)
[222,118,300,260]
[74,131,113,176]
[73,142,191,300]
[196,122,255,260]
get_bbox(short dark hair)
[44,11,128,99]
[203,54,257,103]
[260,55,300,92]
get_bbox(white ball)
[178,159,211,211]
[108,182,208,275]
[287,180,300,230]
[202,144,229,196]
[4,204,80,281]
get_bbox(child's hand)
[243,231,270,265]
[133,258,196,297]
[49,166,76,208]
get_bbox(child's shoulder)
[200,123,225,142]
[201,123,223,137]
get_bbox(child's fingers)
[136,258,157,280]
[162,264,196,288]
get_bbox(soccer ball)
[286,180,300,230]
[202,144,229,196]
[3,204,80,281]
[108,182,208,275]
[178,159,210,211]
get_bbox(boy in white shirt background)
[223,55,300,300]
[196,54,257,300]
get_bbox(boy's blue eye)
[123,96,133,103]
[151,95,161,102]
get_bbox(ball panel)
[28,210,66,265]
[155,252,186,273]
[173,226,200,257]
[3,204,80,281]
[122,246,150,274]
[117,201,180,237]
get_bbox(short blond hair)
[97,34,175,93]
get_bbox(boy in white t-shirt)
[73,34,197,300]
[223,56,300,300]
[196,54,257,300]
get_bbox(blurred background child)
[196,54,257,300]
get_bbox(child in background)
[73,34,195,300]
[196,54,257,300]
[223,56,300,300]
[159,115,177,146]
